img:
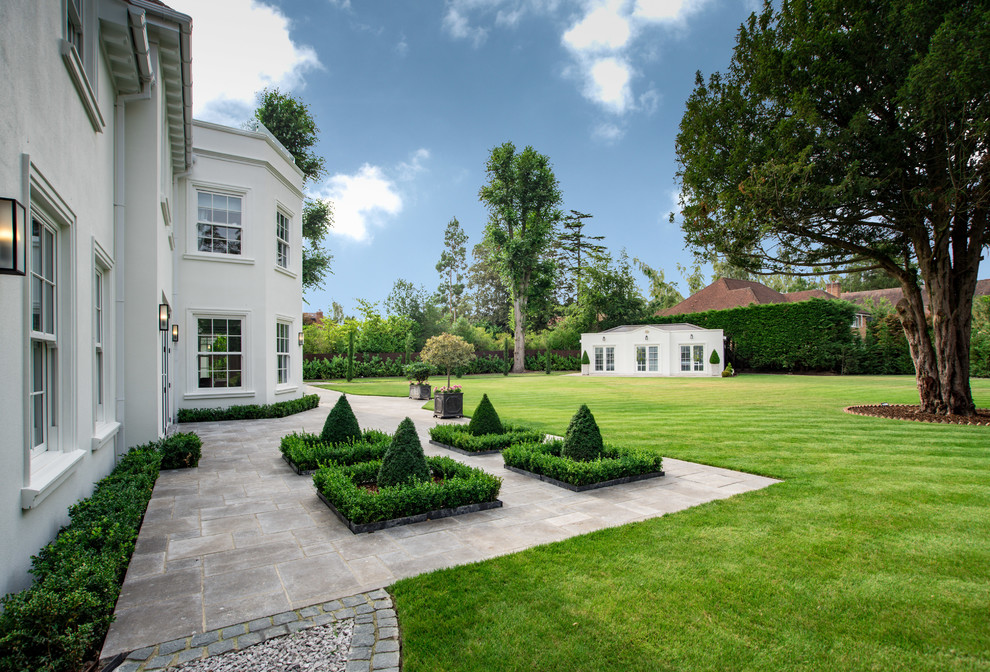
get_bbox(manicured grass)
[322,374,990,671]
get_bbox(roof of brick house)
[659,278,838,316]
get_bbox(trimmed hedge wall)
[177,394,319,422]
[502,440,663,487]
[303,352,580,381]
[0,433,201,672]
[428,424,544,453]
[312,456,501,525]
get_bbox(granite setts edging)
[427,439,503,456]
[316,490,503,534]
[503,465,666,492]
[103,589,400,672]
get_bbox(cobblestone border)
[104,589,400,672]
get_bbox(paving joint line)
[104,588,399,672]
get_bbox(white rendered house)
[580,324,725,377]
[0,0,304,597]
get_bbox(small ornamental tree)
[581,351,590,365]
[561,404,604,462]
[421,333,475,389]
[321,395,361,445]
[709,350,720,365]
[467,394,504,436]
[378,417,431,487]
[404,362,431,385]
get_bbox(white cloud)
[638,88,661,115]
[586,57,633,113]
[592,121,625,143]
[395,34,409,57]
[166,0,321,125]
[442,5,489,47]
[562,1,632,52]
[396,149,431,181]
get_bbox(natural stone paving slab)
[102,385,779,661]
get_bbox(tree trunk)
[511,295,526,373]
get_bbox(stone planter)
[409,383,431,400]
[433,392,464,419]
[581,364,589,376]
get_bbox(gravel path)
[170,620,353,672]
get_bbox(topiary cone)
[378,417,432,487]
[467,393,504,436]
[321,394,362,445]
[561,404,604,462]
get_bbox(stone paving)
[101,385,780,664]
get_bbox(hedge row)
[312,456,502,525]
[177,394,319,422]
[280,431,391,472]
[0,433,200,672]
[303,353,580,381]
[428,424,544,453]
[502,440,663,487]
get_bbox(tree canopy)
[675,0,989,414]
[254,87,326,184]
[479,142,563,373]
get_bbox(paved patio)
[101,386,779,660]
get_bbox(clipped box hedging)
[280,430,392,473]
[0,443,163,672]
[312,456,502,525]
[502,440,663,488]
[428,423,544,453]
[177,394,319,423]
[160,432,203,469]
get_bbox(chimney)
[826,282,841,298]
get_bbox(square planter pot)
[434,391,464,418]
[409,383,431,400]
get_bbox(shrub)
[429,424,543,452]
[378,418,431,487]
[280,431,391,472]
[709,350,720,365]
[722,363,735,377]
[561,404,604,462]
[581,350,590,365]
[321,395,362,445]
[0,443,162,672]
[313,456,501,525]
[177,394,319,422]
[404,362,432,384]
[467,394,504,436]
[503,440,662,487]
[159,432,202,469]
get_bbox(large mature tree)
[479,142,563,372]
[436,217,469,319]
[675,0,989,415]
[634,258,684,311]
[301,199,333,292]
[559,210,607,305]
[466,242,510,331]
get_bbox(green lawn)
[316,374,990,671]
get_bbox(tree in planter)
[479,142,563,373]
[420,333,475,389]
[404,362,432,385]
[378,417,431,487]
[581,351,590,367]
[561,404,604,462]
[674,0,990,415]
[321,395,361,445]
[467,394,504,436]
[709,349,720,373]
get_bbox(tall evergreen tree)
[436,217,469,320]
[559,210,607,306]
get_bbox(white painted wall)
[580,325,724,377]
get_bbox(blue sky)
[169,0,765,316]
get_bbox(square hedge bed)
[312,456,503,533]
[280,430,391,474]
[502,440,664,492]
[428,423,545,456]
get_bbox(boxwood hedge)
[428,423,544,453]
[312,456,501,525]
[280,430,392,472]
[177,394,319,423]
[502,440,663,487]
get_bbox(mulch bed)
[845,404,990,426]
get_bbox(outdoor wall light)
[645,334,649,340]
[0,197,26,275]
[690,334,694,339]
[602,336,606,341]
[171,323,179,343]
[298,331,304,347]
[159,303,170,331]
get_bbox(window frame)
[94,267,105,422]
[196,189,244,257]
[196,317,244,390]
[594,346,604,372]
[276,321,290,385]
[276,210,290,269]
[29,215,59,457]
[605,346,615,372]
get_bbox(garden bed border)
[316,491,502,534]
[428,439,503,457]
[282,453,316,476]
[504,465,665,492]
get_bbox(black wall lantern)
[0,197,27,275]
[159,303,170,331]
[298,331,304,347]
[171,323,179,343]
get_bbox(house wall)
[581,327,724,377]
[0,0,121,596]
[174,122,305,409]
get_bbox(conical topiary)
[561,404,604,462]
[378,417,432,487]
[467,394,504,436]
[321,394,362,445]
